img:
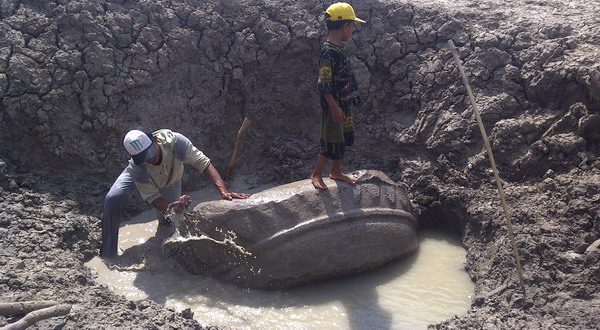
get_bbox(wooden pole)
[226,117,252,176]
[448,39,526,295]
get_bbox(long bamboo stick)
[448,39,526,295]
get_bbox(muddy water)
[86,187,474,329]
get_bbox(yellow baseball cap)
[325,2,366,23]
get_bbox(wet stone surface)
[164,170,418,289]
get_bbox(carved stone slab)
[163,170,418,289]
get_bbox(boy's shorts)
[319,107,354,160]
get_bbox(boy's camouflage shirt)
[317,41,361,111]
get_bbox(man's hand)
[168,195,192,214]
[221,192,251,200]
[202,164,251,201]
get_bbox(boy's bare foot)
[311,174,328,190]
[329,173,357,185]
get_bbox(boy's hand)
[332,106,345,124]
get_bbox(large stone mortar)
[163,170,418,289]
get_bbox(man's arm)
[202,163,250,200]
[150,197,170,213]
[172,132,249,200]
[152,195,192,215]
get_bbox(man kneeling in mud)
[100,128,250,258]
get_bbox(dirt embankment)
[1,0,599,328]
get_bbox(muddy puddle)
[86,186,474,329]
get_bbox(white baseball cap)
[123,130,157,165]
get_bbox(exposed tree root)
[0,301,71,330]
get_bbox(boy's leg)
[330,159,357,184]
[330,106,356,184]
[100,168,137,257]
[311,154,329,190]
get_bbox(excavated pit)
[1,0,600,328]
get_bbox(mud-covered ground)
[1,0,599,328]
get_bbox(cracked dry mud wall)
[0,0,329,176]
[2,0,598,187]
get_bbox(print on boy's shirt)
[317,42,361,111]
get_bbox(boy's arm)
[323,93,345,123]
[318,54,344,124]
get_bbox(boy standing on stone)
[311,2,366,190]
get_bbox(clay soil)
[1,0,599,328]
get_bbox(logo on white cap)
[124,130,152,156]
